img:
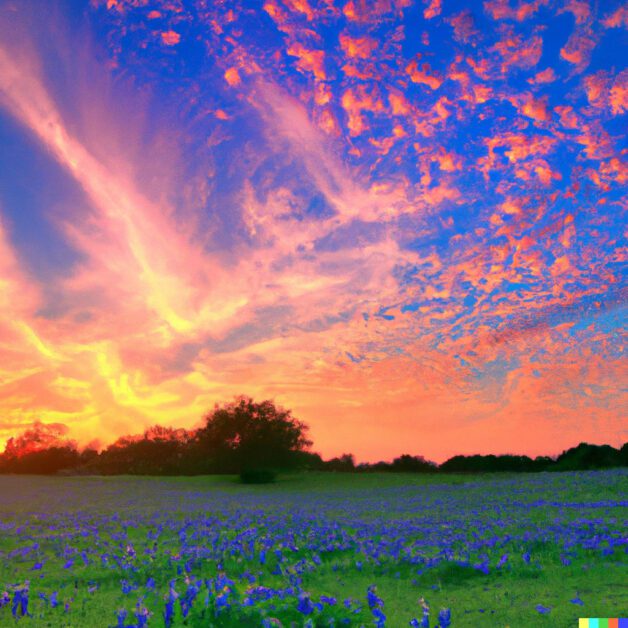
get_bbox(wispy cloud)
[0,0,624,461]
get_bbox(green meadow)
[0,471,625,627]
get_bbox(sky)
[0,0,625,463]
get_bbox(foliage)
[0,414,625,477]
[195,396,312,475]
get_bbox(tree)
[325,453,355,472]
[0,421,80,474]
[553,442,622,471]
[195,396,312,480]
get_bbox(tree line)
[0,396,626,480]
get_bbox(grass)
[0,470,625,626]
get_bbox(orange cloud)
[224,67,242,86]
[287,42,326,80]
[339,33,378,59]
[423,0,442,20]
[602,5,628,28]
[559,0,591,25]
[406,59,443,90]
[529,67,556,84]
[560,28,596,72]
[161,30,181,46]
[484,0,548,22]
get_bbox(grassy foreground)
[0,470,626,626]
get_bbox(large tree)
[195,396,311,477]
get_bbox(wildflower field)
[0,470,626,627]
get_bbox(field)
[0,471,626,627]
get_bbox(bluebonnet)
[437,608,451,627]
[297,593,315,615]
[372,606,386,626]
[134,606,150,627]
[11,583,29,618]
[367,585,384,609]
[163,583,178,627]
[116,609,128,628]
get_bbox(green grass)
[0,471,625,626]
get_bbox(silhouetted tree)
[324,453,355,472]
[390,454,437,473]
[440,453,543,473]
[92,426,191,475]
[194,396,312,481]
[553,442,623,471]
[0,422,80,474]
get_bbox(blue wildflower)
[367,585,384,609]
[536,604,551,614]
[134,606,150,628]
[11,583,29,618]
[418,597,430,628]
[297,593,315,615]
[116,609,128,628]
[570,595,584,606]
[438,608,451,628]
[373,607,386,626]
[163,584,178,627]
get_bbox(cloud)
[0,0,624,460]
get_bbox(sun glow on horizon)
[0,0,625,463]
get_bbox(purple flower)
[536,604,551,614]
[297,593,315,615]
[570,596,584,606]
[473,560,490,574]
[164,599,175,626]
[116,609,128,628]
[373,607,386,626]
[11,583,29,618]
[438,608,451,628]
[418,597,430,627]
[134,606,150,628]
[367,585,384,609]
[522,552,531,564]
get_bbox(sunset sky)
[0,0,625,462]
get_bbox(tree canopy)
[195,396,312,477]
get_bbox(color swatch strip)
[578,619,627,628]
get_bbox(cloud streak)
[0,0,625,461]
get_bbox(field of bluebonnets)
[0,470,626,627]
